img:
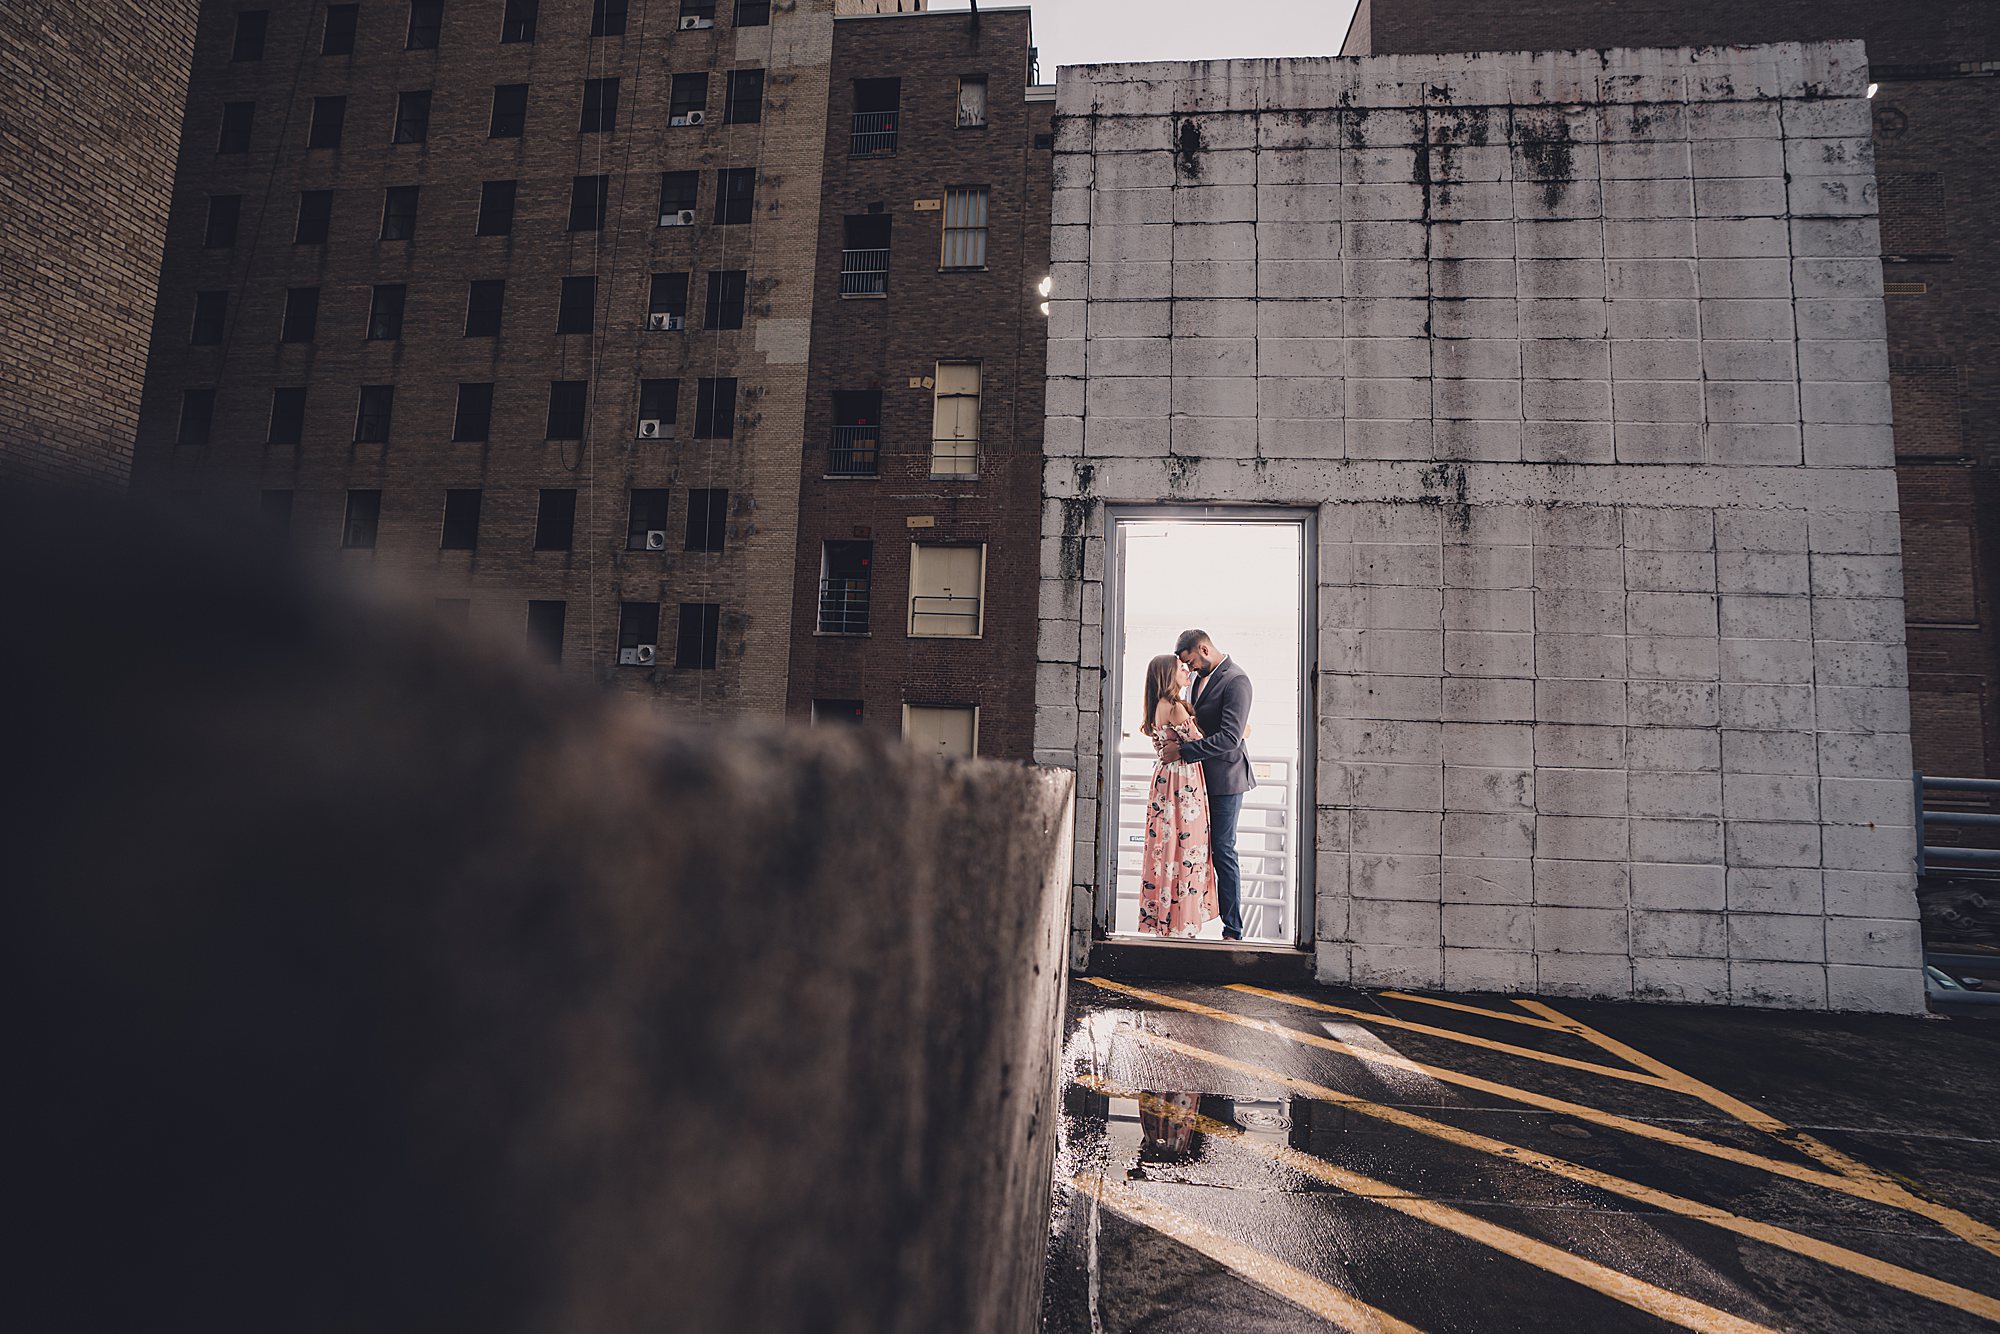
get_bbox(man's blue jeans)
[1209,791,1245,939]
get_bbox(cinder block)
[1826,964,1923,1014]
[1351,898,1443,946]
[1536,950,1634,999]
[1731,960,1828,1009]
[1631,817,1723,865]
[1443,902,1533,950]
[1633,909,1727,958]
[1631,861,1726,910]
[1725,820,1821,869]
[1634,957,1731,1004]
[1630,771,1723,818]
[1444,948,1537,994]
[1537,767,1629,816]
[1350,944,1445,989]
[1727,867,1824,914]
[1826,917,1921,967]
[1532,857,1629,907]
[1627,726,1720,772]
[1443,811,1535,859]
[1351,852,1444,901]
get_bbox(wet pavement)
[1044,978,2000,1332]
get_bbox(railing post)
[1914,770,1925,877]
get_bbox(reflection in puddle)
[1100,1093,1303,1178]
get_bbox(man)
[1155,629,1254,941]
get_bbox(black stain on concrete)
[1173,117,1205,178]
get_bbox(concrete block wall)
[1038,42,1926,1011]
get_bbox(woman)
[1137,653,1219,938]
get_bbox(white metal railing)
[850,110,898,156]
[1112,746,1297,942]
[839,248,888,296]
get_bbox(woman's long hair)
[1139,654,1181,738]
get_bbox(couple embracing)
[1138,629,1255,941]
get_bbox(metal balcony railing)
[1916,773,2000,875]
[1115,748,1298,943]
[828,424,879,476]
[839,248,889,296]
[818,578,871,635]
[929,439,980,479]
[909,593,980,636]
[850,110,897,157]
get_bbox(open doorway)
[1102,511,1313,948]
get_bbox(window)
[218,101,254,153]
[177,388,216,445]
[592,0,628,36]
[527,600,566,664]
[693,378,735,438]
[465,279,505,336]
[453,383,494,441]
[626,489,669,550]
[682,0,717,21]
[203,195,241,248]
[342,489,381,548]
[354,386,394,442]
[704,270,746,330]
[477,179,517,236]
[556,276,597,335]
[232,10,267,60]
[840,214,890,295]
[829,389,880,476]
[903,705,977,759]
[941,187,988,269]
[295,190,333,244]
[931,362,981,477]
[490,83,528,137]
[322,4,358,55]
[581,78,619,133]
[407,1,442,49]
[735,0,770,25]
[658,172,699,225]
[191,291,227,345]
[268,387,306,444]
[261,489,294,539]
[724,69,764,124]
[546,380,589,439]
[535,489,577,550]
[686,489,727,552]
[308,95,346,148]
[501,0,538,43]
[957,76,987,128]
[618,602,660,657]
[670,72,709,122]
[638,378,678,436]
[908,543,985,637]
[393,91,432,144]
[714,167,754,224]
[381,185,419,240]
[812,700,863,726]
[367,283,407,340]
[676,603,720,670]
[569,175,609,231]
[649,272,689,319]
[818,541,871,634]
[851,78,899,156]
[441,489,481,550]
[281,286,319,341]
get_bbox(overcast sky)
[926,0,1363,74]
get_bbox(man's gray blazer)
[1178,657,1256,797]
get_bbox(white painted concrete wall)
[1038,42,1925,1012]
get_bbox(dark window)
[686,488,727,552]
[581,78,619,133]
[407,1,442,49]
[626,489,669,549]
[367,284,407,340]
[354,385,394,442]
[526,600,566,663]
[281,286,319,341]
[232,10,268,60]
[203,195,241,248]
[322,4,358,54]
[735,0,770,26]
[441,489,481,549]
[818,540,871,634]
[658,170,699,223]
[218,101,254,153]
[381,185,420,240]
[261,488,294,538]
[829,389,881,475]
[477,179,517,235]
[556,276,597,335]
[840,214,891,295]
[535,489,577,550]
[501,0,538,43]
[568,175,609,231]
[546,380,589,439]
[814,699,864,726]
[704,270,746,330]
[850,77,899,156]
[268,387,306,443]
[490,83,528,137]
[714,167,754,224]
[465,279,505,336]
[638,378,678,436]
[591,0,629,36]
[342,489,381,548]
[393,90,432,143]
[177,388,216,445]
[191,290,227,345]
[693,377,736,438]
[648,272,689,319]
[682,0,717,20]
[676,603,720,669]
[453,383,494,441]
[295,190,333,244]
[670,72,708,121]
[724,68,764,124]
[308,95,346,148]
[618,602,660,654]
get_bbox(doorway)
[1100,511,1314,949]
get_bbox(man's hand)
[1157,735,1181,764]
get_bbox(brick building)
[1,0,202,487]
[786,7,1053,759]
[1346,1,2000,779]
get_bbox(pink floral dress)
[1138,721,1220,937]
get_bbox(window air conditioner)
[660,208,697,227]
[645,530,667,550]
[678,15,713,30]
[637,417,665,438]
[646,312,684,332]
[673,109,705,127]
[619,644,658,666]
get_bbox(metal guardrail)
[909,593,980,635]
[850,110,897,157]
[828,425,879,476]
[839,248,888,296]
[1915,772,2000,875]
[817,578,870,635]
[1114,747,1296,942]
[929,440,980,479]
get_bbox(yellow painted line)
[1378,989,1576,1032]
[1109,1038,2000,1324]
[1075,1078,1783,1334]
[1072,1171,1429,1334]
[1219,983,1676,1089]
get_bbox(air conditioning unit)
[637,417,673,439]
[645,312,684,332]
[659,208,697,227]
[670,109,705,127]
[618,644,658,666]
[678,15,713,30]
[645,529,667,550]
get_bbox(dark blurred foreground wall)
[6,487,1075,1334]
